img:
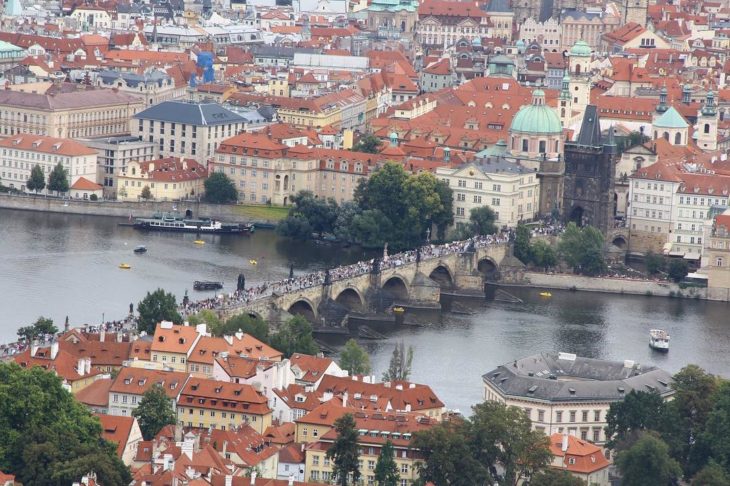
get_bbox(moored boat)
[128,212,254,235]
[119,263,131,269]
[133,245,147,254]
[649,329,670,352]
[194,280,223,291]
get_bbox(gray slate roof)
[133,100,247,126]
[483,352,674,403]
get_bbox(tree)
[530,469,586,486]
[701,382,730,473]
[187,309,223,335]
[606,390,667,449]
[558,222,606,275]
[691,460,730,486]
[27,164,46,194]
[339,339,371,375]
[276,214,313,240]
[401,172,452,247]
[411,421,489,486]
[514,224,531,263]
[0,363,131,486]
[381,342,413,382]
[616,433,681,486]
[373,440,400,486]
[469,401,552,485]
[221,314,269,342]
[326,414,361,486]
[268,316,318,358]
[47,162,69,195]
[136,288,182,335]
[133,384,176,440]
[349,209,394,249]
[530,240,558,270]
[351,134,382,154]
[204,172,238,203]
[17,317,58,342]
[140,185,153,200]
[646,252,666,275]
[333,201,361,244]
[468,206,497,236]
[668,259,689,283]
[277,191,338,240]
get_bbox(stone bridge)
[219,243,513,325]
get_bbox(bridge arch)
[428,264,454,288]
[478,257,499,279]
[611,235,628,250]
[382,275,409,301]
[335,287,365,312]
[287,298,317,322]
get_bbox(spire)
[657,87,668,113]
[560,72,570,100]
[682,84,692,104]
[575,105,602,147]
[605,124,617,154]
[701,91,717,116]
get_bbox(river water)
[1,208,729,413]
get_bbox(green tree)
[47,162,69,195]
[469,401,552,485]
[668,258,689,283]
[701,382,730,473]
[140,185,153,200]
[606,390,667,449]
[339,339,371,375]
[373,440,400,486]
[269,316,319,358]
[136,288,182,334]
[401,172,453,247]
[468,206,497,236]
[514,223,531,263]
[0,363,131,486]
[349,209,394,249]
[132,384,176,440]
[17,317,58,342]
[204,172,238,203]
[616,433,681,486]
[558,222,606,275]
[530,240,558,270]
[276,214,313,240]
[351,134,382,154]
[333,201,361,244]
[327,414,361,486]
[187,309,223,335]
[277,191,338,239]
[646,252,666,275]
[221,314,269,342]
[27,164,46,194]
[691,460,730,486]
[381,342,413,382]
[530,469,586,486]
[411,421,488,486]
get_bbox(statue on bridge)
[416,246,421,263]
[465,239,476,253]
[237,273,246,292]
[371,256,381,274]
[289,263,294,279]
[324,268,331,285]
[183,290,189,307]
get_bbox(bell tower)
[697,91,719,151]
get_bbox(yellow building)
[117,157,207,201]
[702,210,730,301]
[150,322,205,372]
[177,378,273,434]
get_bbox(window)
[457,179,466,188]
[593,428,600,442]
[522,139,528,152]
[594,410,601,422]
[570,411,576,422]
[312,455,319,466]
[582,410,588,422]
[400,463,409,474]
[473,195,482,203]
[491,198,500,206]
[538,410,545,422]
[456,207,465,216]
[556,411,562,423]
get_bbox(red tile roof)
[179,378,270,415]
[97,414,137,458]
[150,323,201,354]
[70,177,103,191]
[76,377,113,408]
[0,135,97,156]
[549,433,610,474]
[109,368,189,399]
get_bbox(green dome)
[569,40,591,57]
[510,104,562,135]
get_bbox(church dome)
[509,90,562,135]
[569,40,592,57]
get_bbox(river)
[1,208,729,413]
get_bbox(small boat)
[392,306,405,313]
[539,291,552,298]
[119,263,131,269]
[194,240,205,245]
[249,259,257,265]
[133,246,147,254]
[193,281,223,291]
[649,329,670,352]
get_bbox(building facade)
[116,157,207,201]
[84,136,157,197]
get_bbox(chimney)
[224,475,233,486]
[181,435,194,460]
[195,323,207,335]
[117,331,123,343]
[561,431,569,452]
[342,391,348,408]
[50,341,59,360]
[288,475,294,486]
[251,471,257,485]
[31,341,39,357]
[84,358,91,375]
[163,453,174,471]
[77,358,86,376]
[100,328,106,342]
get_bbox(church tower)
[559,73,572,128]
[568,41,591,119]
[563,106,617,234]
[621,0,648,27]
[696,91,719,151]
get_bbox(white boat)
[649,329,670,352]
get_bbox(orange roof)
[603,22,647,44]
[14,347,102,384]
[263,422,296,446]
[70,177,103,191]
[179,378,270,415]
[76,377,112,408]
[0,135,97,156]
[188,333,282,365]
[97,414,136,458]
[150,323,201,354]
[296,399,356,427]
[290,353,335,384]
[109,368,189,398]
[129,340,152,361]
[549,433,610,474]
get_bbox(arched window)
[704,123,710,134]
[555,140,559,152]
[539,140,546,153]
[575,64,581,74]
[717,257,724,267]
[674,132,682,145]
[522,139,529,152]
[663,132,670,141]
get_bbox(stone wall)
[0,193,257,223]
[628,228,667,255]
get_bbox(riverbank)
[500,271,728,301]
[0,193,286,226]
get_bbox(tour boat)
[539,291,552,298]
[193,281,223,291]
[133,246,147,254]
[131,212,254,235]
[119,263,131,269]
[649,329,670,352]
